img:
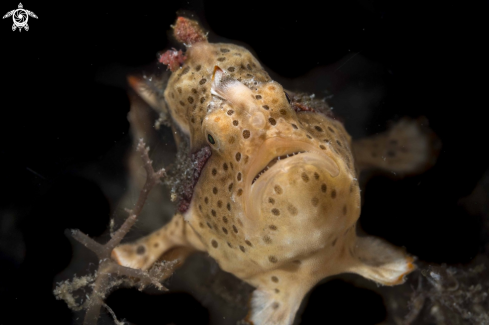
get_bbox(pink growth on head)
[174,17,207,45]
[158,49,186,72]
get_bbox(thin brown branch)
[70,229,105,259]
[56,138,168,325]
[131,138,166,217]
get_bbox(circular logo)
[13,9,27,27]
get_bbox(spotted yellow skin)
[114,18,418,325]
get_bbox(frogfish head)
[202,64,350,240]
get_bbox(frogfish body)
[113,17,437,325]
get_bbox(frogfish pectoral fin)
[346,236,416,286]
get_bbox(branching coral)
[54,139,179,325]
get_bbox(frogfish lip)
[245,137,340,189]
[239,136,341,234]
[243,137,340,206]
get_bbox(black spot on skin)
[217,200,222,208]
[271,276,279,283]
[213,187,218,195]
[301,172,309,182]
[227,203,231,211]
[227,110,234,116]
[199,222,204,228]
[233,225,238,233]
[222,216,228,223]
[233,120,239,126]
[222,227,228,234]
[195,65,201,71]
[274,185,283,194]
[237,172,242,181]
[220,48,230,53]
[256,95,262,100]
[287,205,298,216]
[242,130,250,139]
[331,189,337,198]
[263,236,272,244]
[336,140,342,147]
[245,240,253,246]
[235,152,241,161]
[311,197,319,207]
[212,168,217,176]
[291,124,298,129]
[217,57,226,62]
[212,240,218,248]
[314,172,320,180]
[228,67,235,72]
[228,183,234,191]
[207,222,212,229]
[262,105,270,110]
[332,238,337,246]
[205,197,208,204]
[271,208,280,216]
[237,189,243,196]
[275,289,280,293]
[211,210,216,217]
[269,225,277,230]
[315,126,323,132]
[199,78,207,85]
[328,127,335,133]
[188,96,194,104]
[136,245,146,255]
[269,118,277,125]
[240,245,246,252]
[320,145,326,150]
[227,242,232,248]
[269,256,278,263]
[269,198,275,204]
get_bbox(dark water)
[2,1,488,324]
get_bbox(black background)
[1,0,488,324]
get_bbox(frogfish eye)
[208,134,216,145]
[284,91,291,104]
